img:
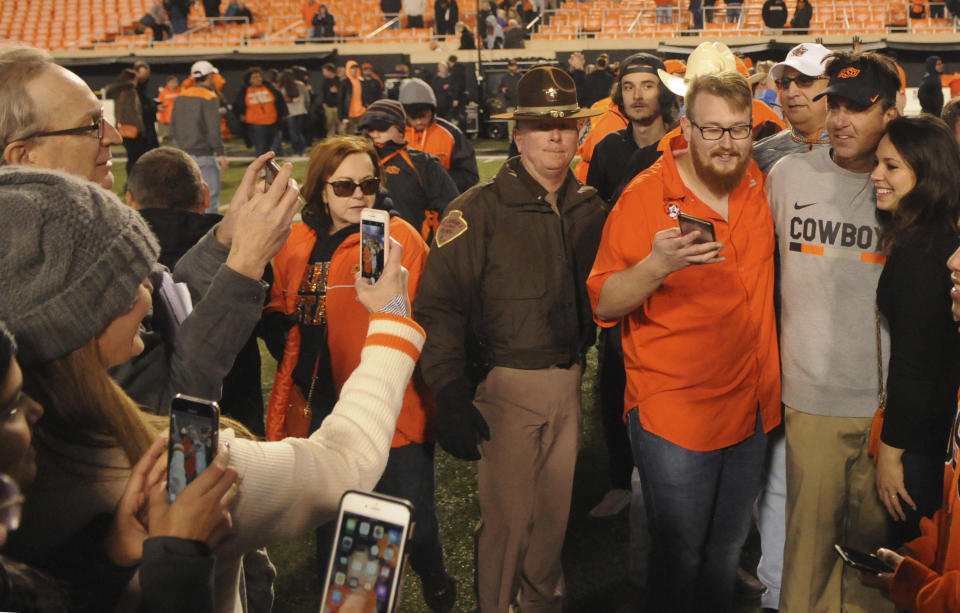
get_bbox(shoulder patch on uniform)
[436,210,468,247]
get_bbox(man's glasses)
[20,109,104,142]
[689,121,752,141]
[776,74,827,90]
[327,177,380,197]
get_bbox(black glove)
[435,377,490,461]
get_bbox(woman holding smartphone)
[871,115,960,546]
[0,164,423,613]
[263,135,456,611]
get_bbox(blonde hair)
[685,72,752,122]
[24,340,157,471]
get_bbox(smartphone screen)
[167,395,219,503]
[678,212,716,244]
[834,544,892,574]
[320,493,411,613]
[360,217,387,282]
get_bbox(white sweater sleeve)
[216,313,424,558]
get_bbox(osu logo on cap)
[838,67,861,79]
[791,46,808,56]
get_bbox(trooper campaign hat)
[491,65,602,120]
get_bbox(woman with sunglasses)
[0,166,423,613]
[870,116,960,547]
[262,135,456,610]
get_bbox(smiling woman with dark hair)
[870,115,960,547]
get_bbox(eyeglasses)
[327,177,380,197]
[20,109,104,142]
[775,75,827,90]
[689,120,752,141]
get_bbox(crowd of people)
[5,34,960,613]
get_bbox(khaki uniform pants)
[474,364,581,613]
[324,104,339,137]
[780,406,894,613]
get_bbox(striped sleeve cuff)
[366,313,426,355]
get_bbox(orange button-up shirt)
[587,132,781,451]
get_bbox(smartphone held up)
[167,394,219,503]
[360,209,390,283]
[319,491,413,613]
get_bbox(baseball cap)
[769,43,832,81]
[813,61,891,107]
[190,60,219,78]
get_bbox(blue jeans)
[193,154,221,213]
[656,5,672,23]
[247,123,281,157]
[629,409,767,613]
[287,114,306,154]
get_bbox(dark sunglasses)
[328,177,380,197]
[20,109,105,142]
[775,74,827,90]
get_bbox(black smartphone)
[319,491,413,613]
[678,212,716,244]
[167,394,219,503]
[834,544,893,574]
[264,159,282,188]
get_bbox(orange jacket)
[587,131,781,451]
[890,403,960,612]
[301,0,319,24]
[575,101,627,182]
[157,85,180,124]
[405,122,456,169]
[264,218,435,445]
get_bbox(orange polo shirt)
[586,132,781,451]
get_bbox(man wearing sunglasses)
[753,42,832,174]
[588,71,780,613]
[359,98,458,243]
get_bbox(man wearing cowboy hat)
[415,65,606,613]
[587,70,780,612]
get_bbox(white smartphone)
[319,490,413,613]
[167,394,219,503]
[360,209,390,282]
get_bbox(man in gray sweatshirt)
[766,51,901,613]
[170,60,229,213]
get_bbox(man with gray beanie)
[399,77,478,193]
[0,44,303,416]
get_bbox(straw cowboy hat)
[658,41,763,97]
[491,65,603,120]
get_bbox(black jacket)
[762,0,788,27]
[919,56,945,116]
[435,0,458,33]
[584,68,615,107]
[790,1,811,30]
[586,128,663,205]
[376,140,459,233]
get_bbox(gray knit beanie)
[398,78,437,108]
[0,167,160,367]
